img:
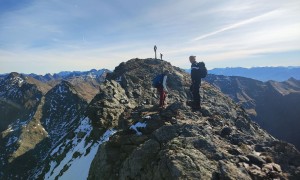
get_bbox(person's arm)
[163,75,168,92]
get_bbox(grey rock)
[221,126,232,137]
[247,154,266,167]
[218,160,252,180]
[238,155,250,163]
[228,148,242,156]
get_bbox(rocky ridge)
[206,74,300,150]
[0,73,48,132]
[87,58,300,179]
[0,77,88,178]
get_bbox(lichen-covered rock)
[86,80,136,129]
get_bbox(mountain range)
[0,69,109,82]
[0,69,108,179]
[209,67,300,82]
[0,59,299,179]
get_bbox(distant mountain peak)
[287,77,300,83]
[3,72,24,85]
[7,72,20,78]
[49,80,78,96]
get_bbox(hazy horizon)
[1,0,300,74]
[1,63,299,76]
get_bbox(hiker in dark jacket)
[157,70,169,108]
[190,55,202,109]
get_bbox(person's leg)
[162,90,166,107]
[158,87,164,107]
[192,82,200,108]
[198,80,202,108]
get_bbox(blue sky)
[0,0,300,74]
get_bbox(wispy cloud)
[0,0,300,73]
[191,10,280,41]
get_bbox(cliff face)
[87,59,300,179]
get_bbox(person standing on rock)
[154,45,157,59]
[189,55,207,110]
[155,70,169,108]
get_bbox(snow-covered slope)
[0,80,89,179]
[34,117,116,180]
[42,81,87,141]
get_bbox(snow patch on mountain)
[6,136,18,147]
[14,77,24,85]
[130,122,147,135]
[55,85,69,94]
[43,118,116,180]
[87,73,96,79]
[3,118,32,138]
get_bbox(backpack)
[197,62,207,78]
[152,74,164,88]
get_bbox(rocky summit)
[87,58,300,179]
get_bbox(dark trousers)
[191,80,201,107]
[157,86,166,107]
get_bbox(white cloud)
[1,0,300,73]
[191,9,280,42]
[165,0,300,68]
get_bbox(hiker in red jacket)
[157,70,169,108]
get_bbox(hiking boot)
[192,108,201,112]
[186,100,194,107]
[159,105,166,109]
[192,105,201,111]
